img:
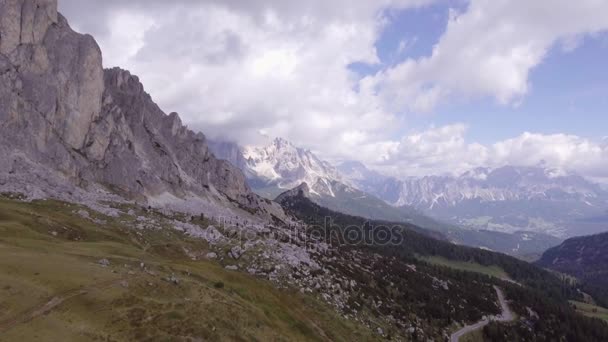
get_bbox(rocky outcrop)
[0,0,281,219]
[274,182,310,203]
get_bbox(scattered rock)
[225,265,238,271]
[77,209,90,219]
[230,246,244,259]
[206,252,218,259]
[98,258,110,267]
[165,274,179,285]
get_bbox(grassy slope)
[421,256,510,280]
[0,196,375,341]
[570,301,608,323]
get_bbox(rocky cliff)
[0,0,281,220]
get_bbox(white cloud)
[373,124,488,176]
[59,0,432,151]
[371,0,608,111]
[490,132,608,180]
[57,1,608,182]
[372,125,608,181]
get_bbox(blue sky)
[422,33,608,144]
[354,2,608,144]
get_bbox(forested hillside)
[277,188,608,341]
[537,232,608,307]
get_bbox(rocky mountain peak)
[272,136,293,149]
[215,137,345,198]
[0,0,285,222]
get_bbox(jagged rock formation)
[0,0,281,220]
[85,67,255,204]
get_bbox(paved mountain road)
[450,286,514,342]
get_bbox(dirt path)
[450,286,514,342]
[0,277,125,333]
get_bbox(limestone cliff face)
[84,68,256,205]
[0,0,103,152]
[0,0,272,215]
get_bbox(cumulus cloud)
[370,0,608,111]
[491,133,608,181]
[57,1,608,181]
[372,125,608,182]
[59,0,441,161]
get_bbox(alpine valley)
[1,1,608,342]
[210,138,590,256]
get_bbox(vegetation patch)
[570,301,608,322]
[421,255,510,280]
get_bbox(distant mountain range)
[341,163,608,238]
[210,138,566,255]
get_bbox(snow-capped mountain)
[210,137,345,199]
[397,166,606,209]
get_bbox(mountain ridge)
[341,162,608,238]
[0,0,284,222]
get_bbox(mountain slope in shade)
[537,232,608,307]
[274,186,608,341]
[277,182,562,256]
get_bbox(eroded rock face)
[0,0,282,219]
[0,0,57,55]
[44,14,104,150]
[84,68,256,205]
[0,0,104,158]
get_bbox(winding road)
[450,286,514,342]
